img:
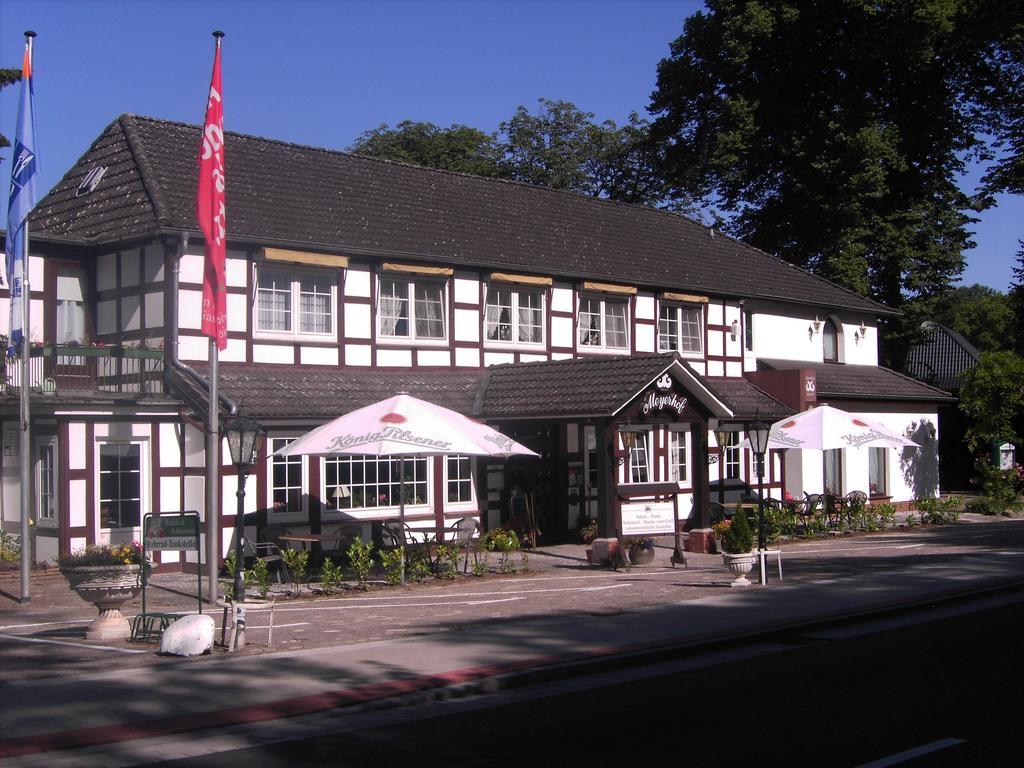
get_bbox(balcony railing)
[3,345,166,396]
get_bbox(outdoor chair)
[244,530,291,584]
[823,494,846,530]
[381,519,408,549]
[451,517,479,573]
[800,494,822,536]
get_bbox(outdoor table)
[280,533,347,551]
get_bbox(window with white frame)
[324,455,429,510]
[56,270,86,344]
[668,429,689,484]
[256,266,335,338]
[723,432,741,480]
[446,455,473,503]
[658,303,703,354]
[378,276,446,341]
[623,430,650,483]
[270,437,303,514]
[99,442,142,529]
[868,447,887,496]
[578,295,628,350]
[823,448,842,495]
[484,286,544,345]
[37,440,57,526]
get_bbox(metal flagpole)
[19,220,31,603]
[206,341,219,603]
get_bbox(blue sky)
[1,0,1018,291]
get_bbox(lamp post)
[223,416,265,605]
[747,417,771,585]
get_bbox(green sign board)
[144,512,200,551]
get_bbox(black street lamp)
[747,416,771,585]
[223,416,265,604]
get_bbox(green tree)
[648,1,1023,365]
[958,350,1024,451]
[1010,243,1024,355]
[349,120,505,178]
[931,284,1015,353]
[498,98,676,208]
[1,68,22,153]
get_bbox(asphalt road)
[136,592,1024,767]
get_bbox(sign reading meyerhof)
[621,501,676,536]
[144,513,200,551]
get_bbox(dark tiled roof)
[30,114,893,315]
[182,354,776,423]
[903,322,979,392]
[758,359,955,403]
[705,378,793,420]
[190,364,485,421]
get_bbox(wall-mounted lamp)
[855,321,868,344]
[620,430,637,450]
[730,319,740,341]
[808,316,823,340]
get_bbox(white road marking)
[0,619,89,631]
[856,737,966,767]
[793,543,925,554]
[0,633,150,653]
[269,583,631,613]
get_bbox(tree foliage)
[930,284,1015,353]
[958,350,1024,451]
[349,99,683,210]
[1010,242,1024,355]
[0,68,22,151]
[349,120,504,178]
[648,1,1023,363]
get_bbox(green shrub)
[974,458,1024,515]
[319,557,343,594]
[380,547,404,585]
[721,509,754,554]
[248,557,270,598]
[281,548,309,585]
[0,530,21,563]
[347,538,375,588]
[874,503,897,529]
[434,543,459,580]
[408,559,433,582]
[966,496,1007,516]
[484,527,520,573]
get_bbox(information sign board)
[621,500,676,536]
[144,512,200,551]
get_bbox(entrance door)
[582,426,600,520]
[35,437,59,564]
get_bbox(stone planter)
[722,552,755,588]
[628,543,656,566]
[61,564,143,640]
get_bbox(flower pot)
[628,545,656,566]
[721,552,755,588]
[61,564,143,640]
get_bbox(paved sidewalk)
[1,517,1023,764]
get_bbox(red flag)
[197,34,227,350]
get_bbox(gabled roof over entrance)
[479,353,772,421]
[30,114,894,315]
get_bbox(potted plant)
[57,542,147,640]
[711,519,732,554]
[719,510,755,587]
[627,536,656,565]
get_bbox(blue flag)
[5,35,38,358]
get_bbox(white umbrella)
[762,404,919,451]
[275,393,536,579]
[277,392,537,459]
